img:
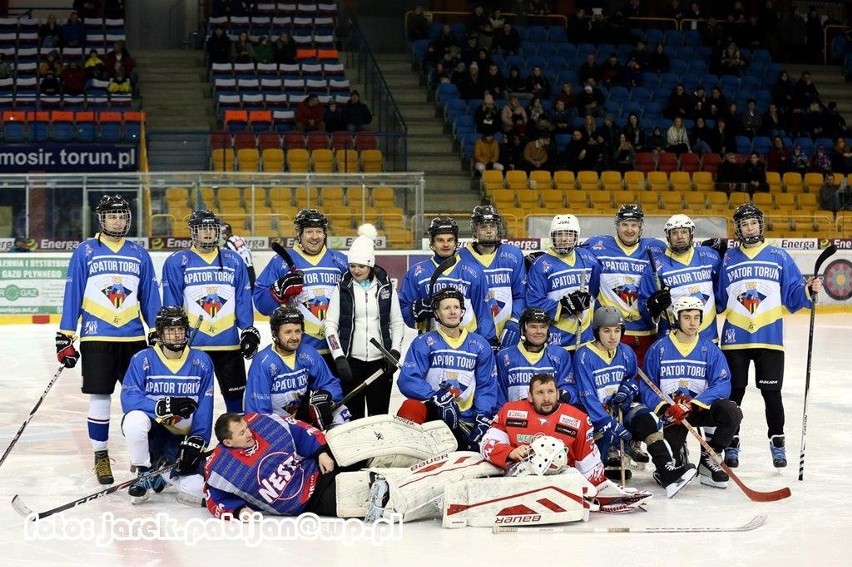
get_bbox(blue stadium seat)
[527,26,547,43]
[735,136,752,155]
[664,29,684,46]
[547,26,567,43]
[630,87,652,104]
[752,136,772,155]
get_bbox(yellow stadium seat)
[553,170,576,190]
[293,186,319,207]
[804,172,825,193]
[669,171,691,192]
[766,171,782,192]
[311,149,335,173]
[577,170,600,191]
[797,193,818,211]
[321,186,346,207]
[541,190,564,208]
[659,191,685,210]
[612,189,641,207]
[752,192,773,210]
[529,170,553,190]
[565,190,589,210]
[506,170,528,190]
[336,149,359,172]
[646,171,669,191]
[774,192,795,213]
[706,191,729,211]
[262,148,285,172]
[360,149,383,173]
[600,170,623,191]
[268,187,292,209]
[623,171,646,191]
[211,148,235,171]
[372,186,396,207]
[588,190,613,209]
[516,190,540,209]
[684,191,706,210]
[481,170,505,193]
[692,171,714,192]
[782,172,803,193]
[218,186,242,209]
[287,149,310,172]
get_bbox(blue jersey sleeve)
[692,343,733,408]
[780,249,812,312]
[473,342,499,416]
[232,254,255,331]
[188,351,216,445]
[640,339,666,413]
[120,351,158,418]
[468,268,497,342]
[161,253,184,307]
[527,258,560,319]
[510,248,528,320]
[59,244,87,334]
[552,348,577,403]
[305,347,342,401]
[138,250,162,328]
[244,354,275,414]
[399,265,423,329]
[252,256,288,315]
[575,347,610,424]
[397,338,437,401]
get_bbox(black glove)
[701,237,728,258]
[559,387,576,405]
[271,270,304,303]
[411,297,433,323]
[334,356,354,383]
[308,389,335,430]
[55,332,79,368]
[646,287,672,319]
[155,396,198,420]
[488,337,501,353]
[239,326,261,359]
[466,413,493,451]
[560,290,592,314]
[428,387,459,430]
[610,379,639,411]
[384,349,401,374]
[176,435,205,475]
[147,329,158,347]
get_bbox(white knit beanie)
[348,223,377,267]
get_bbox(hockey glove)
[383,350,401,374]
[466,413,493,451]
[559,387,577,405]
[155,396,198,420]
[427,387,459,430]
[308,389,335,430]
[147,329,159,347]
[596,417,632,444]
[411,297,433,323]
[664,401,692,424]
[55,332,79,368]
[333,356,354,383]
[561,290,592,315]
[611,379,639,411]
[500,319,521,348]
[700,237,728,258]
[646,287,672,319]
[271,270,304,303]
[176,435,206,475]
[239,326,261,359]
[488,336,501,354]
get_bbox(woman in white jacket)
[325,224,405,419]
[666,116,691,156]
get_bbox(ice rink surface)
[0,314,850,567]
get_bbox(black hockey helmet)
[615,203,644,225]
[428,216,459,242]
[470,205,505,245]
[294,208,329,234]
[732,202,764,245]
[155,306,190,351]
[519,307,551,330]
[95,194,131,238]
[431,287,465,312]
[188,209,220,229]
[591,306,625,342]
[270,306,304,336]
[188,210,221,251]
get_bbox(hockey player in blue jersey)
[583,204,667,366]
[161,210,259,413]
[396,288,499,451]
[638,214,722,342]
[399,216,498,347]
[244,306,347,430]
[252,209,349,369]
[57,194,161,485]
[642,296,743,489]
[527,214,601,349]
[576,307,696,496]
[120,306,215,504]
[458,205,527,347]
[717,204,822,468]
[495,307,576,405]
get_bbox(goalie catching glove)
[155,396,198,421]
[239,326,261,359]
[271,270,304,303]
[176,435,205,475]
[55,333,79,368]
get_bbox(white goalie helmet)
[672,295,705,321]
[550,214,580,255]
[528,435,569,475]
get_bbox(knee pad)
[626,406,658,440]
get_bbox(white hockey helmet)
[550,214,580,255]
[672,295,704,323]
[664,214,695,253]
[528,435,569,475]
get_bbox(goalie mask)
[95,194,132,238]
[470,205,504,247]
[550,214,580,255]
[664,214,695,254]
[732,203,765,245]
[188,209,221,252]
[529,435,569,475]
[155,306,190,352]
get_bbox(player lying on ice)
[203,374,649,527]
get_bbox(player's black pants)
[724,348,786,439]
[664,399,743,466]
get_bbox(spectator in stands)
[232,32,254,64]
[581,115,607,169]
[624,55,642,89]
[295,94,325,132]
[455,61,483,100]
[623,0,645,19]
[707,86,728,120]
[742,152,769,196]
[273,33,297,65]
[664,83,693,120]
[741,99,762,139]
[73,0,100,19]
[39,71,62,96]
[666,116,691,156]
[84,49,108,81]
[802,101,827,140]
[577,82,605,118]
[790,145,810,174]
[810,146,832,175]
[708,117,733,155]
[527,115,553,144]
[720,42,748,76]
[0,54,10,80]
[474,48,493,73]
[648,42,670,73]
[474,132,504,175]
[767,136,791,173]
[646,126,666,155]
[771,70,794,117]
[206,27,232,66]
[502,95,527,135]
[792,71,820,111]
[525,66,551,101]
[344,91,373,133]
[691,116,713,155]
[521,132,552,172]
[549,99,573,135]
[481,63,508,100]
[40,14,63,49]
[61,12,86,47]
[663,0,685,20]
[38,51,63,79]
[491,21,520,55]
[832,137,852,175]
[460,34,482,67]
[506,66,527,96]
[474,94,500,135]
[600,53,624,88]
[716,152,743,195]
[430,62,452,87]
[819,172,844,212]
[805,8,824,64]
[434,24,460,58]
[761,103,787,138]
[578,54,601,85]
[500,130,525,171]
[61,59,87,95]
[555,83,578,119]
[253,36,274,64]
[324,99,347,133]
[105,40,137,86]
[567,8,591,43]
[527,96,546,124]
[630,38,650,69]
[407,5,430,41]
[467,5,494,49]
[613,133,636,173]
[598,113,621,152]
[563,129,593,172]
[825,102,849,140]
[623,112,646,153]
[107,67,131,94]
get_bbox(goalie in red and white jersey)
[481,372,652,512]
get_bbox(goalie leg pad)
[335,468,409,518]
[443,468,590,528]
[326,415,458,466]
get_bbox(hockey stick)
[430,254,458,298]
[646,248,673,328]
[618,408,626,486]
[799,243,837,481]
[0,365,65,471]
[370,337,401,369]
[331,367,386,412]
[270,241,297,270]
[636,368,791,502]
[493,513,766,534]
[574,266,587,351]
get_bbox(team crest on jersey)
[490,295,507,318]
[592,240,605,250]
[413,263,426,277]
[426,336,436,347]
[101,278,131,308]
[736,284,766,313]
[302,293,330,321]
[197,287,227,317]
[613,280,639,306]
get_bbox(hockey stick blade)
[493,514,767,534]
[429,255,458,298]
[370,337,401,369]
[637,368,791,502]
[270,241,297,270]
[813,244,838,275]
[332,368,385,412]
